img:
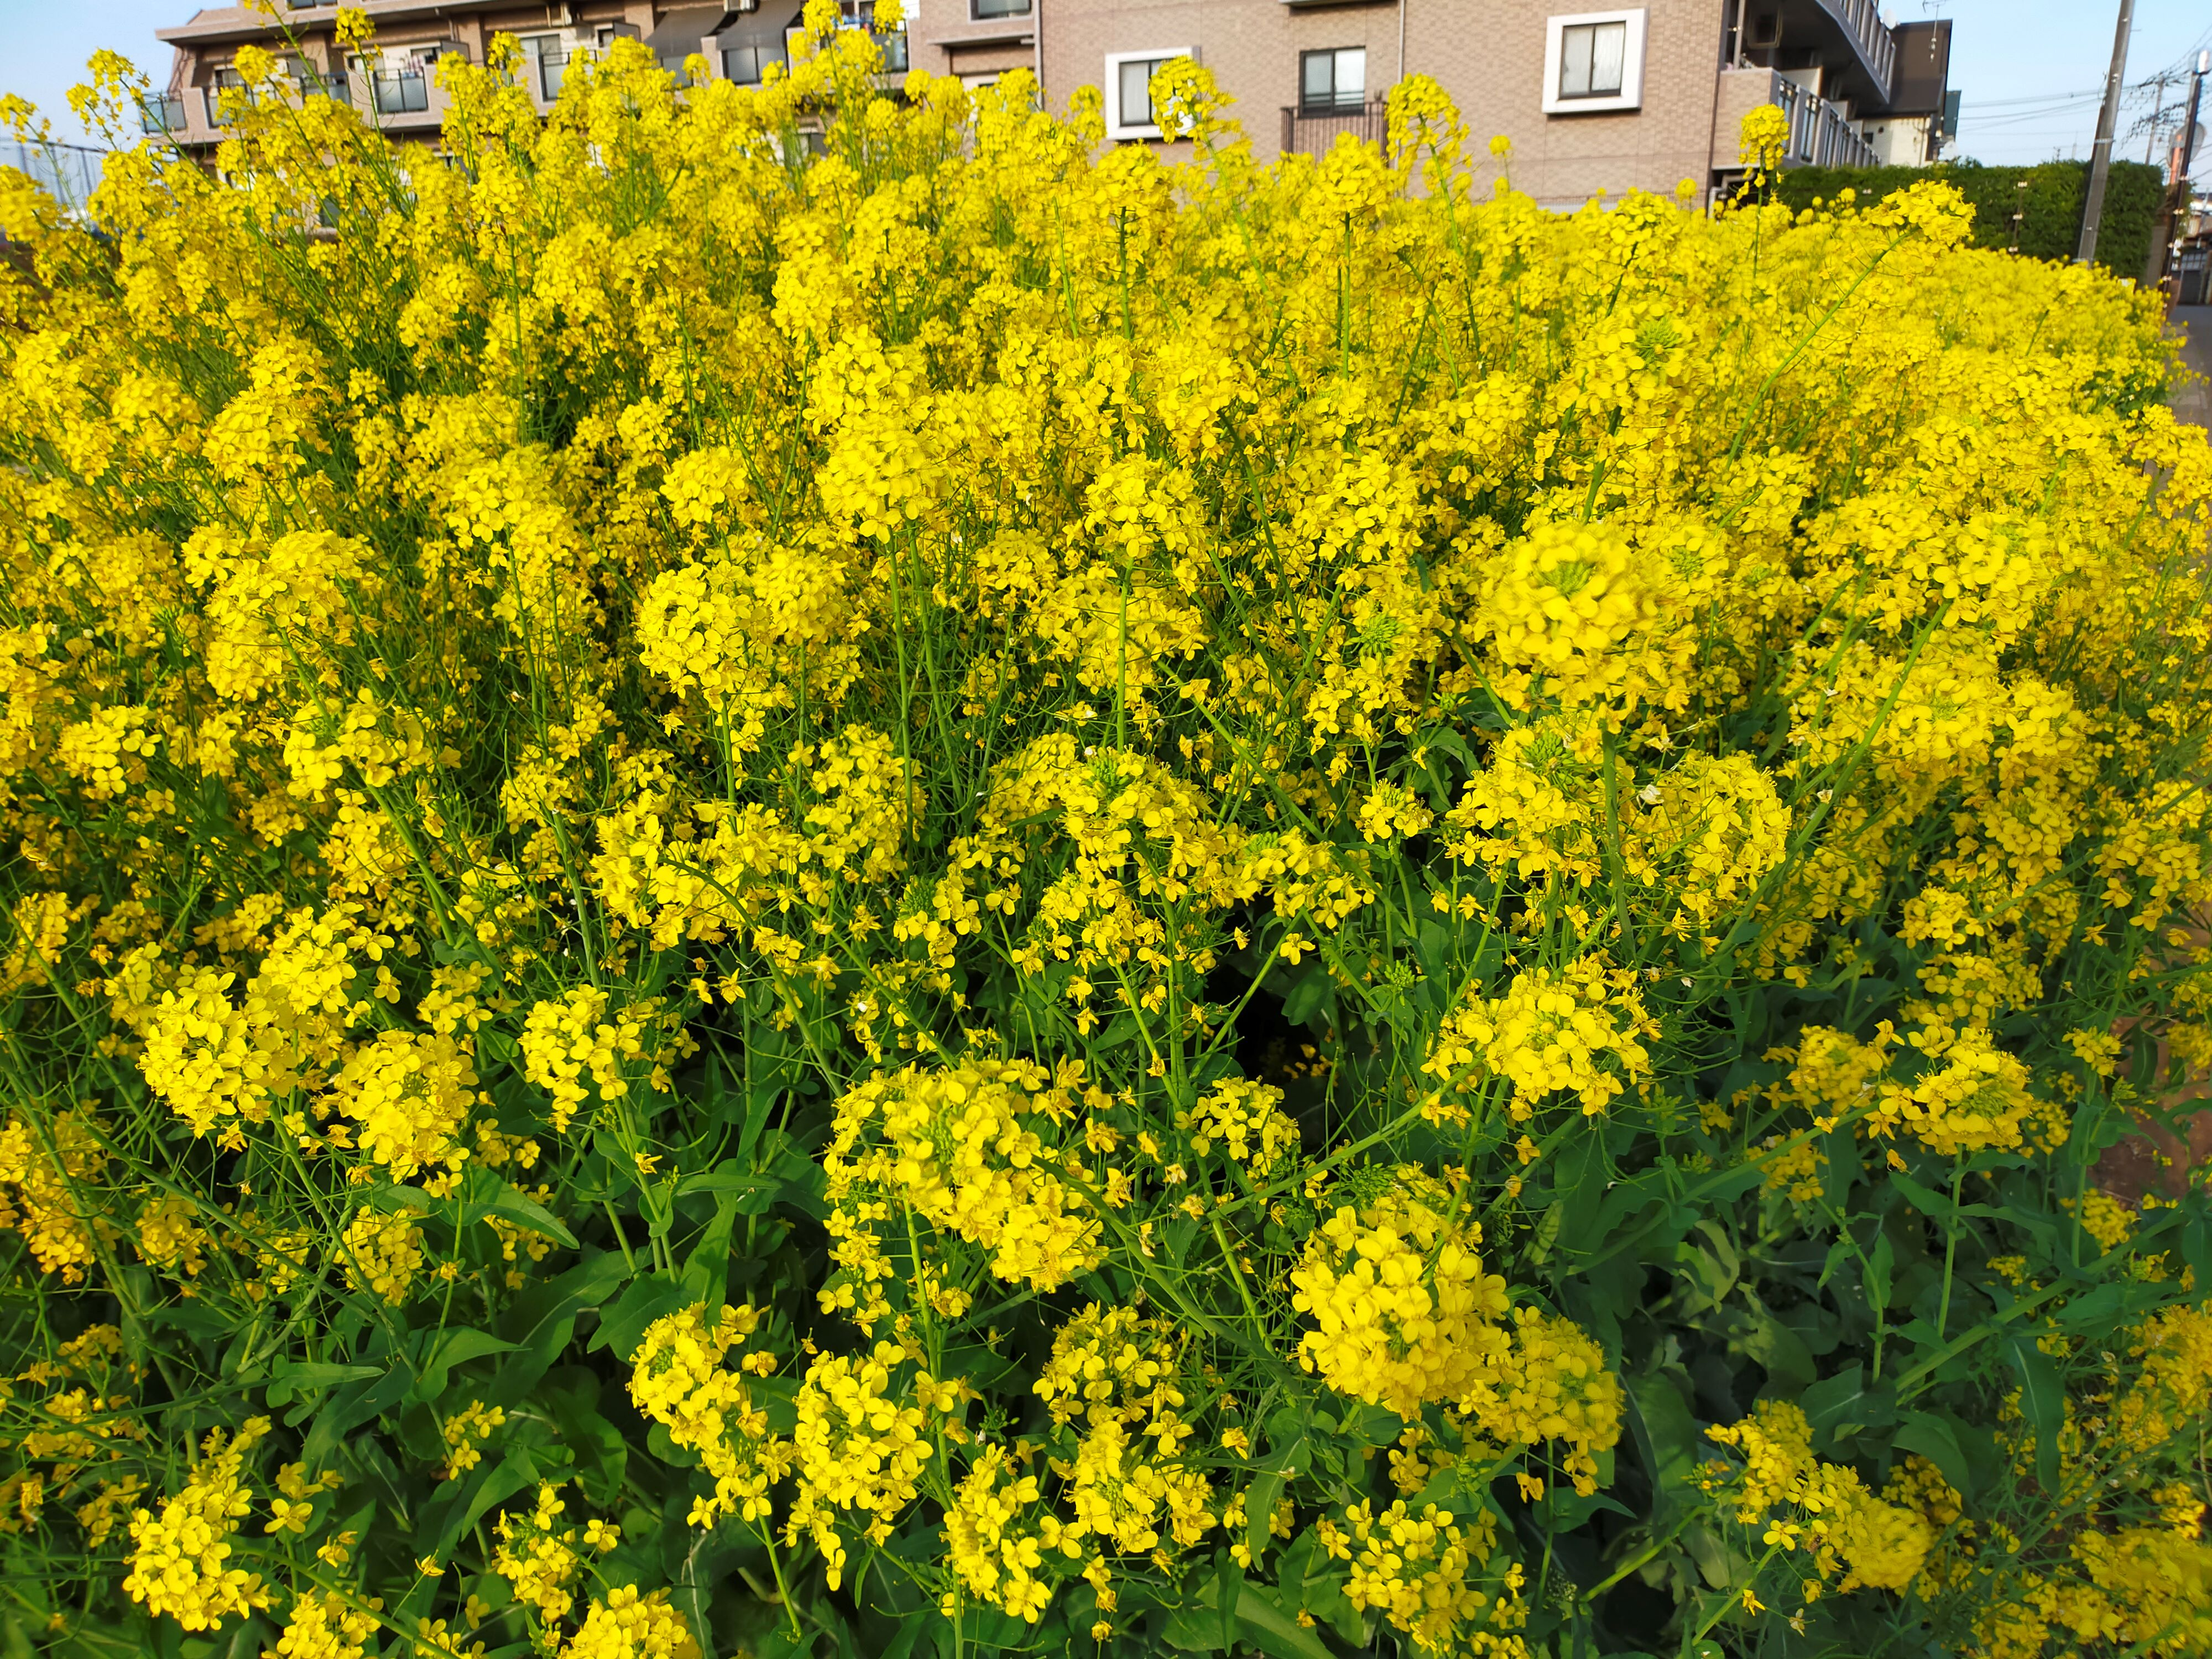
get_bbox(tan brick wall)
[1022,0,1767,207]
[911,0,1042,82]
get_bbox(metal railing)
[371,68,429,114]
[1280,100,1387,159]
[1,139,105,211]
[1814,0,1896,97]
[299,69,351,106]
[1773,77,1878,169]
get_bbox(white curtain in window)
[1335,48,1366,105]
[1120,59,1155,126]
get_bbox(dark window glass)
[1299,48,1365,112]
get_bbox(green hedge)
[1768,159,2164,278]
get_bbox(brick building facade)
[909,0,1951,208]
[147,2,1949,211]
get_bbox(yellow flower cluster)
[822,1060,1102,1307]
[490,1483,618,1630]
[787,1347,953,1590]
[0,20,2206,1655]
[265,1588,377,1659]
[1702,1401,1933,1594]
[0,1108,111,1282]
[1320,1499,1527,1656]
[440,1400,506,1482]
[1481,520,1688,714]
[122,1417,273,1631]
[1181,1077,1303,1178]
[1426,961,1656,1119]
[559,1587,700,1659]
[340,1205,425,1306]
[1290,1172,1512,1415]
[331,1030,479,1182]
[518,988,649,1135]
[941,1446,1079,1623]
[627,1304,786,1527]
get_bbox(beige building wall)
[909,0,1807,210]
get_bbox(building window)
[1299,48,1366,113]
[722,43,783,84]
[972,0,1031,17]
[1104,49,1190,140]
[1540,10,1646,114]
[1556,22,1624,98]
[523,35,567,101]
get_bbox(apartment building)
[912,1,1954,206]
[140,0,899,152]
[146,1,1949,210]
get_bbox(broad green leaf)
[414,1328,521,1403]
[1895,1410,1973,1496]
[2006,1333,2065,1491]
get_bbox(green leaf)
[266,1360,380,1411]
[2006,1333,2065,1492]
[494,1249,630,1401]
[588,1271,692,1359]
[1625,1371,1702,1527]
[1895,1411,1973,1496]
[1243,1433,1307,1564]
[471,1182,580,1250]
[304,1365,410,1466]
[681,1187,743,1312]
[674,1166,783,1210]
[414,1328,521,1403]
[1276,1527,1360,1646]
[1219,1579,1334,1659]
[1279,966,1331,1027]
[420,1447,537,1564]
[1164,1575,1334,1659]
[1798,1365,1893,1453]
[1865,1229,1893,1316]
[1735,1301,1815,1398]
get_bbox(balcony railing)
[1814,0,1896,98]
[1773,77,1879,169]
[371,68,429,115]
[535,49,570,102]
[298,69,351,107]
[1280,100,1387,159]
[138,93,186,135]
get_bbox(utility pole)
[2078,0,2136,265]
[2146,70,2176,163]
[2147,51,2209,294]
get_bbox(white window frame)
[1541,9,1646,115]
[1104,48,1193,141]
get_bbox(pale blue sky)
[2,0,2208,169]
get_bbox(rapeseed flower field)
[0,10,2208,1657]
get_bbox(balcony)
[371,68,430,116]
[298,68,351,107]
[1773,76,1878,169]
[138,93,186,135]
[1280,101,1386,160]
[1813,0,1895,100]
